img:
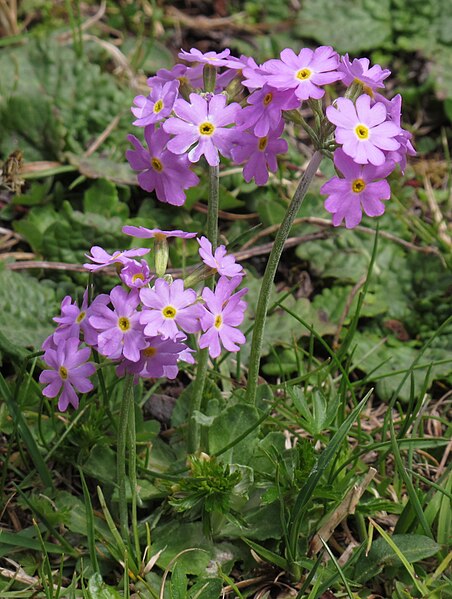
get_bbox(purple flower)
[338,55,391,93]
[147,64,188,87]
[84,246,149,272]
[52,290,110,345]
[326,94,401,166]
[126,127,200,206]
[199,276,248,358]
[163,93,241,166]
[140,278,201,340]
[197,236,244,277]
[374,93,416,173]
[89,286,146,362]
[231,120,288,185]
[131,80,179,127]
[178,48,233,67]
[119,259,152,289]
[320,148,394,228]
[39,337,95,411]
[122,226,197,240]
[260,46,343,101]
[116,335,186,380]
[237,84,299,137]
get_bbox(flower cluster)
[127,46,415,228]
[40,227,247,411]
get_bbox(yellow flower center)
[353,78,374,98]
[199,122,215,136]
[59,366,68,380]
[118,317,130,332]
[132,273,145,283]
[352,178,366,193]
[153,99,164,113]
[263,92,273,105]
[143,346,157,358]
[355,124,369,140]
[296,68,312,80]
[151,157,163,172]
[76,311,86,323]
[154,232,166,241]
[162,305,177,319]
[258,137,268,151]
[214,315,223,329]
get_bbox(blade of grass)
[320,538,353,599]
[369,518,429,595]
[78,468,99,572]
[0,371,53,490]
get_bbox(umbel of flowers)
[127,47,415,228]
[39,227,247,411]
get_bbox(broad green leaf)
[88,573,122,599]
[0,270,57,348]
[297,0,391,53]
[209,403,260,465]
[151,521,211,575]
[354,534,440,583]
[83,179,128,219]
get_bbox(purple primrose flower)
[320,148,394,228]
[131,80,179,127]
[197,236,244,277]
[237,84,299,137]
[178,48,233,67]
[122,226,197,240]
[52,290,109,346]
[140,278,201,340]
[84,246,149,272]
[231,120,288,185]
[116,335,187,380]
[39,337,95,411]
[326,94,401,166]
[338,55,391,93]
[126,127,200,206]
[89,286,146,362]
[163,93,241,166]
[119,259,152,288]
[199,276,248,358]
[260,46,343,101]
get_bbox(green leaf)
[209,403,260,465]
[87,573,122,599]
[170,562,188,599]
[354,534,440,583]
[0,270,58,349]
[151,521,211,575]
[297,0,391,53]
[83,179,128,218]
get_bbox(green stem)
[128,387,140,560]
[117,375,133,539]
[187,164,219,454]
[245,151,323,405]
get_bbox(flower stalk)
[245,151,323,405]
[117,374,133,539]
[187,164,219,453]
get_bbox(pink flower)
[140,278,201,340]
[126,127,200,206]
[326,94,401,166]
[52,290,110,345]
[116,335,187,380]
[338,55,391,92]
[122,226,197,240]
[231,120,288,185]
[147,64,188,87]
[236,84,299,137]
[131,80,179,127]
[260,46,344,101]
[119,259,152,289]
[178,48,233,67]
[163,93,241,166]
[89,286,146,362]
[199,276,248,359]
[84,246,149,272]
[39,337,95,411]
[320,148,394,228]
[197,236,244,277]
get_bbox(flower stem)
[245,151,323,405]
[117,374,133,538]
[128,388,140,561]
[187,164,219,454]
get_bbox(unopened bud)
[203,64,217,93]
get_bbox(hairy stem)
[245,151,323,405]
[187,164,220,454]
